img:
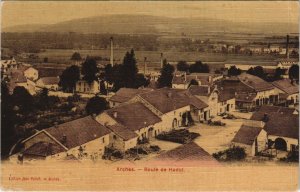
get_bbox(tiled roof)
[188,85,214,96]
[232,125,262,145]
[238,73,274,92]
[263,113,298,139]
[37,68,64,78]
[172,73,217,86]
[38,77,60,85]
[155,142,219,164]
[218,89,236,102]
[178,90,208,109]
[250,106,298,139]
[235,93,257,102]
[106,124,138,141]
[139,88,190,114]
[106,102,161,131]
[250,106,296,121]
[272,79,299,95]
[23,141,66,157]
[109,88,152,103]
[46,116,111,149]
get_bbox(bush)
[156,129,200,144]
[279,151,299,162]
[213,146,246,161]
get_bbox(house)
[172,72,222,89]
[153,142,220,166]
[1,57,18,73]
[76,80,99,94]
[188,85,219,118]
[179,91,210,123]
[133,88,191,129]
[36,77,60,91]
[17,116,111,161]
[232,125,268,156]
[109,88,152,108]
[250,106,299,152]
[23,66,39,81]
[96,102,161,151]
[272,79,299,106]
[224,61,279,71]
[219,73,278,110]
[37,67,64,78]
[217,88,236,114]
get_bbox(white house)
[108,88,152,108]
[272,79,299,106]
[188,85,219,118]
[132,88,191,129]
[14,116,111,161]
[96,102,162,152]
[23,67,39,81]
[172,72,223,90]
[220,73,278,110]
[76,80,100,94]
[250,106,299,152]
[232,125,268,156]
[36,77,60,91]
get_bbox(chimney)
[208,75,212,83]
[92,113,97,119]
[207,86,211,94]
[160,53,163,68]
[144,57,147,75]
[113,111,118,118]
[184,72,187,82]
[110,37,114,66]
[286,35,289,59]
[54,122,59,128]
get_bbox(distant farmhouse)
[172,72,223,89]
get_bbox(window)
[113,135,117,140]
[179,112,182,117]
[102,137,105,143]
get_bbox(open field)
[19,48,282,72]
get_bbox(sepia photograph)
[1,1,299,191]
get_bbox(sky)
[1,1,299,28]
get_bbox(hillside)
[3,14,299,35]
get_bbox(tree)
[12,86,35,114]
[177,61,189,72]
[228,66,242,76]
[134,73,150,88]
[157,63,175,88]
[59,65,80,92]
[35,88,59,110]
[82,57,99,84]
[188,79,199,88]
[71,52,82,61]
[189,60,210,73]
[1,82,18,159]
[212,146,246,161]
[273,67,286,80]
[288,64,299,82]
[104,49,149,91]
[100,80,107,95]
[247,66,265,79]
[120,49,138,88]
[85,96,108,115]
